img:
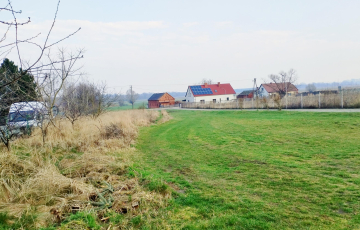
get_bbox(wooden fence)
[181,90,360,109]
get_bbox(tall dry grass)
[0,110,170,229]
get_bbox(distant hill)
[297,79,360,91]
[138,92,186,100]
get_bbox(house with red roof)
[258,82,298,97]
[185,82,237,103]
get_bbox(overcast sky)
[3,0,360,93]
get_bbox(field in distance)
[135,110,360,229]
[108,100,148,111]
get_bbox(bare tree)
[126,86,139,109]
[36,48,84,143]
[273,94,282,111]
[118,94,125,106]
[200,78,213,85]
[260,97,269,110]
[305,83,316,92]
[266,69,298,110]
[268,69,298,98]
[61,83,87,126]
[61,81,114,125]
[0,0,81,90]
[84,82,113,119]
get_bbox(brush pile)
[0,110,170,229]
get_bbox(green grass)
[134,110,360,229]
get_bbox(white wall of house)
[185,92,237,103]
[185,87,194,102]
[258,85,269,97]
[194,94,237,103]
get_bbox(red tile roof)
[190,83,236,97]
[261,82,298,93]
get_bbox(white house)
[185,82,237,103]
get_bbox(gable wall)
[159,93,175,103]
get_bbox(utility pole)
[285,83,288,109]
[252,78,257,109]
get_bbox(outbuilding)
[237,90,254,99]
[148,93,175,108]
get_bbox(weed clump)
[0,110,172,229]
[102,123,123,139]
[158,110,172,124]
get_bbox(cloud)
[214,21,233,28]
[182,22,199,28]
[3,20,360,93]
[12,20,167,42]
[69,20,167,31]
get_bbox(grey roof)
[148,93,165,101]
[239,90,253,96]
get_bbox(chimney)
[204,83,208,87]
[217,82,220,87]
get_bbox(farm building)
[258,82,298,97]
[185,82,236,103]
[237,90,254,99]
[148,93,175,108]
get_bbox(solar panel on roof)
[190,86,213,95]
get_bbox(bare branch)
[0,17,30,26]
[7,0,23,68]
[0,24,11,43]
[45,27,81,49]
[0,33,41,49]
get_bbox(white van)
[8,102,47,134]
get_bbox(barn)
[148,93,175,108]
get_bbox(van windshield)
[9,111,36,122]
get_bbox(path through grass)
[135,110,360,229]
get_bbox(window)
[9,111,35,122]
[188,100,189,102]
[227,97,229,101]
[215,90,217,92]
[200,100,205,104]
[213,99,216,103]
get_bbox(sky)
[2,0,360,93]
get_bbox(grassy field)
[108,100,148,111]
[134,110,360,229]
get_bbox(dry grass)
[158,110,172,124]
[0,109,171,229]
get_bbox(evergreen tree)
[0,59,38,125]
